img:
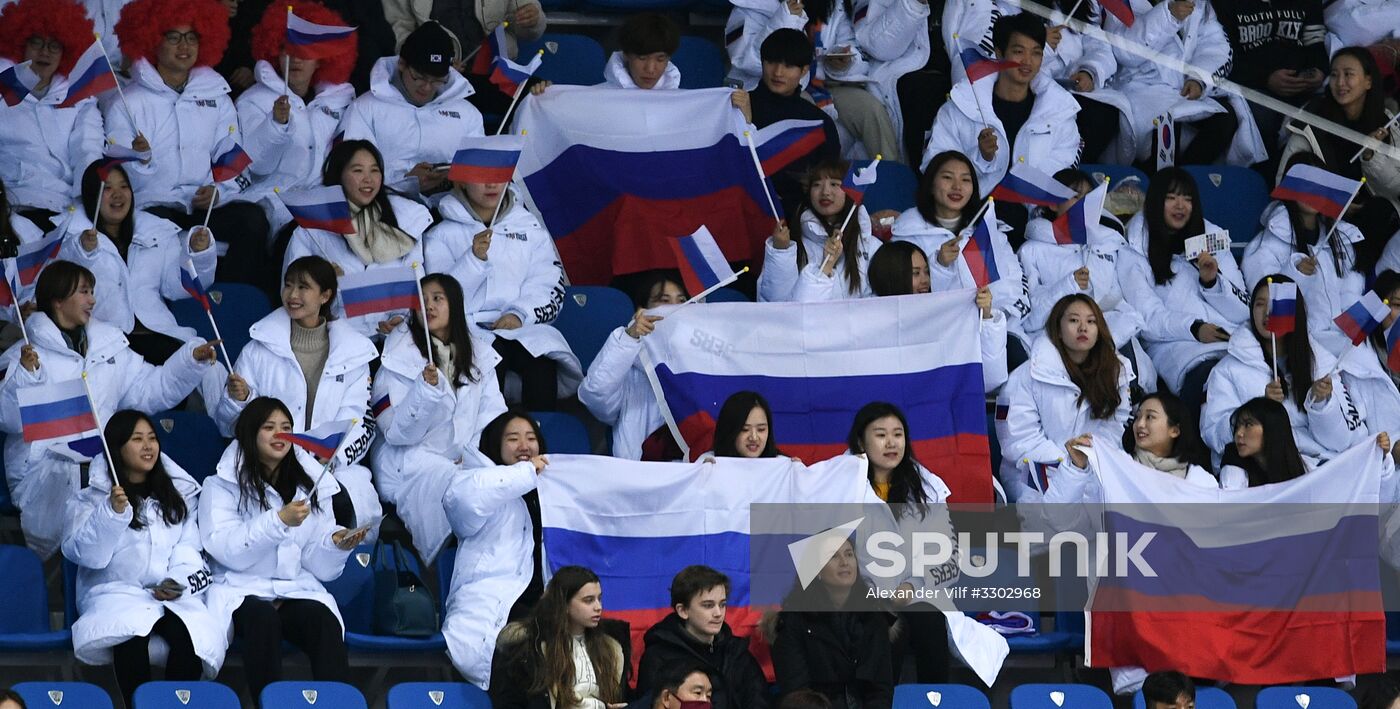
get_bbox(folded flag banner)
[669,225,736,296]
[0,61,37,107]
[958,40,1019,82]
[285,9,357,60]
[1272,164,1363,220]
[210,138,253,183]
[515,87,776,284]
[1087,442,1384,684]
[17,379,102,460]
[1336,292,1390,346]
[338,266,420,319]
[753,119,827,176]
[449,135,524,184]
[841,161,879,204]
[1266,280,1298,336]
[16,230,63,287]
[1052,180,1108,246]
[991,162,1077,208]
[276,419,353,459]
[963,206,1001,288]
[57,41,117,108]
[640,290,992,502]
[280,185,354,234]
[96,145,148,180]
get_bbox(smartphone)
[724,77,745,90]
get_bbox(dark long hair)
[409,273,478,387]
[479,408,548,464]
[1046,294,1122,419]
[1222,397,1309,487]
[631,272,690,309]
[868,241,927,297]
[1309,48,1389,164]
[322,139,399,229]
[713,391,782,458]
[802,0,852,26]
[232,397,319,514]
[34,259,94,322]
[81,161,135,255]
[1248,275,1315,410]
[284,255,339,322]
[1145,168,1207,285]
[1123,392,1213,473]
[916,151,982,234]
[1278,152,1359,276]
[516,566,622,707]
[799,160,864,295]
[104,410,188,529]
[846,402,930,517]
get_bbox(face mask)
[679,702,712,709]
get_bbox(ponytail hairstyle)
[283,255,339,322]
[1145,168,1206,285]
[799,159,866,295]
[232,397,319,514]
[1248,274,1315,410]
[846,402,930,518]
[81,161,135,254]
[104,409,188,529]
[712,390,782,458]
[516,566,623,708]
[409,273,479,387]
[1222,397,1309,487]
[1046,294,1122,420]
[916,150,982,234]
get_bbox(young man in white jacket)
[339,21,484,197]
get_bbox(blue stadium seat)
[704,287,750,303]
[538,0,578,11]
[895,684,990,709]
[519,35,607,86]
[1388,611,1400,655]
[1181,166,1270,247]
[673,36,726,89]
[580,0,689,13]
[859,160,919,215]
[13,682,112,709]
[438,543,457,604]
[388,682,492,709]
[533,411,592,454]
[1080,163,1150,191]
[0,546,71,652]
[1134,687,1236,709]
[553,286,635,373]
[261,681,368,709]
[1256,688,1356,709]
[323,545,447,653]
[134,681,241,709]
[169,282,272,366]
[1010,684,1112,709]
[152,410,226,483]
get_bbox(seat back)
[134,681,241,709]
[0,545,51,633]
[1009,684,1112,709]
[519,34,607,86]
[894,684,991,709]
[1134,687,1236,709]
[673,36,726,89]
[1181,165,1271,247]
[153,410,226,482]
[860,160,920,215]
[260,681,368,709]
[387,682,492,709]
[13,682,113,709]
[553,286,635,372]
[703,287,749,303]
[533,411,592,454]
[168,283,272,365]
[324,545,377,634]
[1256,687,1356,709]
[1080,163,1150,191]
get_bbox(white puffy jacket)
[369,323,507,562]
[723,0,806,90]
[578,326,663,460]
[0,60,104,213]
[1019,215,1143,345]
[58,211,217,339]
[891,207,1031,335]
[760,207,878,302]
[601,52,683,90]
[235,61,355,207]
[0,313,211,558]
[339,56,484,188]
[63,453,225,675]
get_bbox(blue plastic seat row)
[12,680,489,708]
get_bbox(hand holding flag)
[338,266,421,319]
[448,135,523,184]
[285,8,357,60]
[1335,292,1390,346]
[669,226,737,298]
[1051,179,1108,247]
[1271,164,1363,220]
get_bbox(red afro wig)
[115,0,231,68]
[0,0,96,77]
[251,2,356,86]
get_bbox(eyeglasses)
[162,31,201,47]
[25,37,62,53]
[406,68,448,89]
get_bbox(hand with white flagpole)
[1351,113,1398,162]
[411,261,430,341]
[742,131,783,223]
[80,371,121,487]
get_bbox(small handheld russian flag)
[1100,0,1136,27]
[1271,164,1363,220]
[180,258,210,310]
[991,162,1078,208]
[0,264,16,310]
[210,137,253,184]
[668,225,736,297]
[958,39,1020,82]
[96,145,149,180]
[491,46,543,97]
[1387,320,1400,373]
[841,161,879,204]
[286,9,358,61]
[471,21,507,75]
[1266,280,1298,336]
[1024,459,1058,495]
[1335,291,1390,346]
[338,266,420,319]
[57,41,117,108]
[1052,180,1108,246]
[963,205,1002,288]
[276,419,354,460]
[753,119,827,177]
[279,185,355,234]
[0,61,37,108]
[17,379,101,457]
[448,135,523,184]
[16,230,63,287]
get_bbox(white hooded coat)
[601,52,683,90]
[0,60,104,213]
[578,325,665,460]
[759,206,877,303]
[63,453,225,675]
[1019,214,1143,345]
[369,323,508,563]
[0,313,212,559]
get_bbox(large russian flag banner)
[515,87,777,284]
[1086,442,1385,684]
[639,291,992,502]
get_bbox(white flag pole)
[80,371,120,486]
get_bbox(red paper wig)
[251,1,356,87]
[0,0,96,77]
[115,0,231,68]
